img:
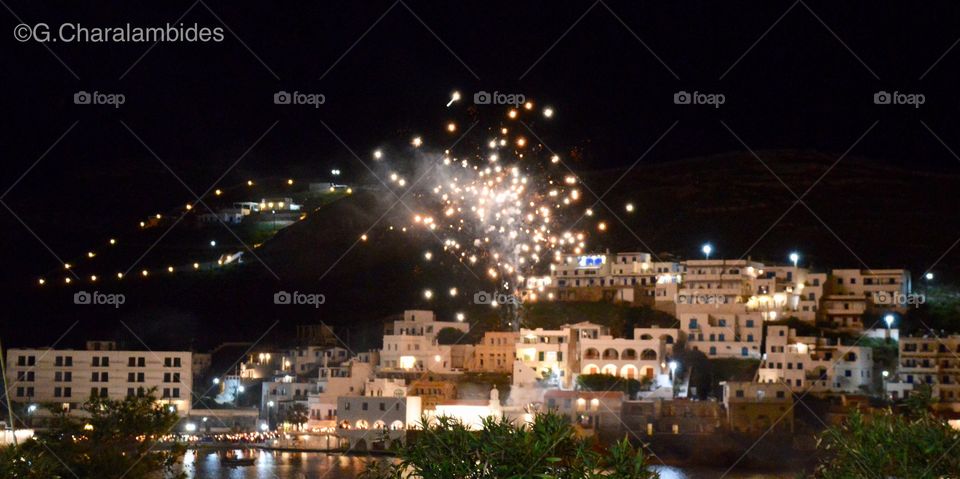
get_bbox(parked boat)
[220,449,257,467]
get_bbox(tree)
[0,388,185,479]
[814,389,960,479]
[283,402,310,430]
[435,327,466,345]
[360,412,659,479]
[0,440,63,479]
[577,373,642,398]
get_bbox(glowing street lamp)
[446,91,461,107]
[925,272,934,280]
[212,378,220,385]
[668,360,678,378]
[701,244,713,260]
[789,252,800,268]
[884,314,895,329]
[331,169,341,176]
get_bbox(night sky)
[3,1,960,346]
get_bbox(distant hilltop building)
[543,251,911,330]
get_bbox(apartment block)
[890,335,960,411]
[759,326,874,394]
[6,341,192,416]
[379,310,469,372]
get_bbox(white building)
[335,395,421,450]
[681,312,762,359]
[258,197,302,211]
[579,327,678,388]
[306,355,375,428]
[550,252,682,305]
[198,207,245,225]
[831,268,911,307]
[431,387,503,431]
[364,378,409,398]
[261,376,316,427]
[6,342,192,416]
[758,325,874,394]
[747,266,824,322]
[678,259,762,313]
[515,326,579,388]
[289,345,349,375]
[821,294,868,331]
[379,310,469,373]
[887,335,960,411]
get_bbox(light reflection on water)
[174,449,380,479]
[173,449,796,479]
[652,465,793,479]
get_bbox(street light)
[267,401,275,407]
[884,314,895,329]
[668,360,678,378]
[212,378,220,385]
[925,272,934,280]
[331,169,341,176]
[701,244,712,260]
[789,252,800,267]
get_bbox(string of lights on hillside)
[36,178,348,287]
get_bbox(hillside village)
[8,251,958,461]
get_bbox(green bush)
[814,388,960,478]
[1,388,185,479]
[360,412,659,479]
[577,373,643,397]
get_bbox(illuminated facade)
[335,395,422,450]
[758,325,874,394]
[681,312,763,359]
[515,326,579,388]
[887,335,960,411]
[579,327,678,388]
[379,310,469,373]
[469,331,520,373]
[6,342,192,416]
[549,252,681,305]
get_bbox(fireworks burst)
[373,96,594,311]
